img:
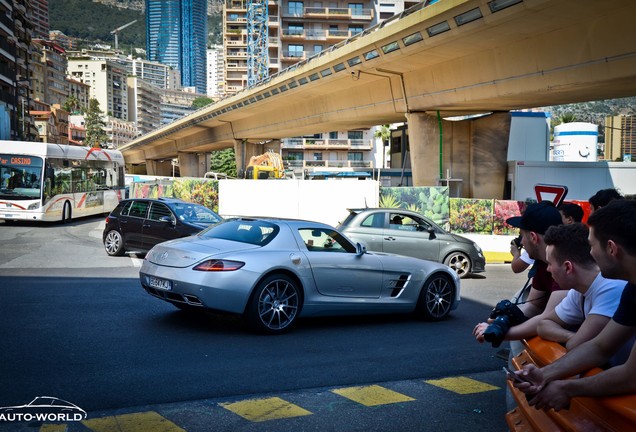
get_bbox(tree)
[84,98,108,148]
[374,124,391,168]
[210,148,237,177]
[192,97,214,109]
[62,95,83,114]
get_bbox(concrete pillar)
[177,152,211,177]
[233,139,263,177]
[405,112,441,187]
[406,111,511,198]
[146,159,174,176]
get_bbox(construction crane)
[247,0,269,86]
[111,20,137,50]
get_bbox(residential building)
[104,116,137,149]
[66,77,90,113]
[49,30,78,51]
[67,58,129,121]
[68,114,86,145]
[30,0,48,40]
[146,0,208,94]
[160,87,207,125]
[31,39,67,107]
[31,102,68,144]
[207,44,224,98]
[0,0,35,140]
[605,115,636,162]
[127,76,162,136]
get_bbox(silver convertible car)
[139,218,461,334]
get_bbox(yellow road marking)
[82,411,184,432]
[331,385,415,406]
[425,377,500,394]
[220,397,312,422]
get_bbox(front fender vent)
[389,274,411,297]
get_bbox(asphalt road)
[0,216,528,431]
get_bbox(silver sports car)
[139,218,461,334]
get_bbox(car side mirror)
[355,242,367,256]
[159,216,174,225]
[428,228,436,240]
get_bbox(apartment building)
[67,58,129,121]
[222,0,419,174]
[31,39,67,107]
[207,44,224,98]
[605,115,636,162]
[30,0,49,40]
[127,76,162,136]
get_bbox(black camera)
[512,235,522,249]
[482,300,528,347]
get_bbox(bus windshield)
[0,154,43,200]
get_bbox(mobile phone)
[503,366,530,384]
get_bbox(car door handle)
[384,236,396,241]
[143,223,151,228]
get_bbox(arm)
[565,314,611,350]
[505,290,568,341]
[510,243,529,274]
[537,310,576,345]
[528,326,636,411]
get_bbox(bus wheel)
[61,201,72,224]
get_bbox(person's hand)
[472,321,491,343]
[512,364,545,395]
[528,380,572,411]
[510,241,521,257]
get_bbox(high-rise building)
[207,45,224,98]
[30,0,49,40]
[605,115,636,162]
[146,0,208,94]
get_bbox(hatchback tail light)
[193,260,245,271]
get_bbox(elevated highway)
[120,0,636,196]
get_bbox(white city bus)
[0,141,125,222]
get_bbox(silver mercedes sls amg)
[139,218,461,334]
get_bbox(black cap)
[506,202,562,235]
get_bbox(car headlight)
[193,260,245,271]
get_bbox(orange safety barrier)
[506,337,636,432]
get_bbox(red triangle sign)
[535,184,568,206]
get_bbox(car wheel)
[61,201,72,223]
[444,251,471,278]
[416,273,454,321]
[244,274,302,335]
[104,230,125,256]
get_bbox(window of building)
[348,152,363,161]
[349,25,363,35]
[329,131,338,139]
[289,44,304,57]
[313,152,322,161]
[313,44,323,53]
[287,151,303,160]
[348,131,363,140]
[288,23,304,35]
[288,1,304,15]
[348,3,363,15]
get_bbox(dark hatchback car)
[103,198,223,256]
[338,208,485,278]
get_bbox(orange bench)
[506,336,636,432]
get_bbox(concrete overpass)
[119,0,636,198]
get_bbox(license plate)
[147,276,172,291]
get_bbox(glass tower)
[146,0,208,94]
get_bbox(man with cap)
[473,201,567,344]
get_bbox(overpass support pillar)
[178,152,211,177]
[146,159,173,176]
[406,111,511,198]
[233,139,262,176]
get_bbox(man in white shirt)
[538,223,625,352]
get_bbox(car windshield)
[171,203,222,224]
[199,219,279,246]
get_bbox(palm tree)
[374,124,391,168]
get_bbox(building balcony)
[281,138,373,150]
[282,7,373,21]
[226,39,246,46]
[286,159,374,169]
